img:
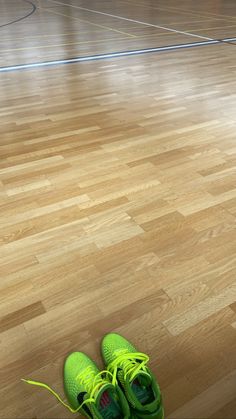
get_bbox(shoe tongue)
[129,372,158,413]
[95,383,114,407]
[131,371,152,386]
[95,384,123,419]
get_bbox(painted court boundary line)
[0,0,36,28]
[0,37,235,73]
[45,0,213,41]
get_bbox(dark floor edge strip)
[0,37,233,73]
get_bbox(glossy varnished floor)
[0,0,236,418]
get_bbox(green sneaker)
[101,333,164,419]
[23,352,130,418]
[131,405,164,419]
[64,352,130,418]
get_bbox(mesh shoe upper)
[102,333,163,418]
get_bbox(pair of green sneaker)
[23,333,164,419]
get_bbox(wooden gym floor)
[0,0,236,418]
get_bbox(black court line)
[0,36,235,73]
[0,0,36,29]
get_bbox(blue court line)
[0,37,234,73]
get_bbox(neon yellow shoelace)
[22,368,114,414]
[22,352,149,412]
[107,352,149,386]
